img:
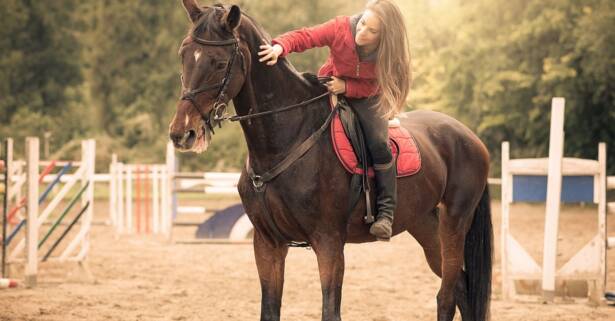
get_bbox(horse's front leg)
[313,235,345,321]
[254,230,289,321]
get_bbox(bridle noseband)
[180,30,242,134]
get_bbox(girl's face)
[355,10,381,48]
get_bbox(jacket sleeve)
[345,77,379,98]
[271,18,338,57]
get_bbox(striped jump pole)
[42,202,90,262]
[6,160,58,224]
[0,278,17,289]
[4,138,95,287]
[38,181,90,249]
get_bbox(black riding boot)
[369,160,397,240]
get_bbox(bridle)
[180,29,331,134]
[177,17,339,247]
[180,29,242,134]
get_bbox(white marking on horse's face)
[194,50,202,62]
[184,114,190,126]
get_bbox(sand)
[1,200,614,321]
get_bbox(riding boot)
[369,160,397,241]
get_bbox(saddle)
[328,94,422,223]
[329,95,421,177]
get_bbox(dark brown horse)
[169,2,492,321]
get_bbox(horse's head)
[169,1,246,153]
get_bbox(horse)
[168,2,493,321]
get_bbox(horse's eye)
[216,61,228,70]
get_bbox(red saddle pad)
[330,98,421,178]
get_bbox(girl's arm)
[271,17,339,57]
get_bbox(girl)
[258,0,411,240]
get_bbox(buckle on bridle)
[251,175,264,190]
[213,101,228,124]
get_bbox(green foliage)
[412,0,615,174]
[1,0,614,175]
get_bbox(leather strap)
[246,103,340,246]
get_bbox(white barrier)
[4,138,95,287]
[109,159,172,237]
[109,142,241,238]
[500,98,609,303]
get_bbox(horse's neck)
[233,58,327,172]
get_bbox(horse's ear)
[182,0,202,23]
[223,5,241,31]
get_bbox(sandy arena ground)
[1,199,614,321]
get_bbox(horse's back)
[398,109,490,184]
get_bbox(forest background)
[1,0,614,175]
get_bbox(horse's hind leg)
[254,230,289,321]
[436,203,476,321]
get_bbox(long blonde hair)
[366,0,412,118]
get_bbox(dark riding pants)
[345,96,393,166]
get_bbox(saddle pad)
[330,97,421,177]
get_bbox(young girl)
[258,0,411,240]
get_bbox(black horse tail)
[464,185,493,321]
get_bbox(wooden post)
[117,162,124,234]
[109,154,117,226]
[152,166,160,234]
[1,138,13,277]
[542,97,565,301]
[126,166,133,233]
[25,137,39,287]
[165,142,175,241]
[135,165,141,233]
[144,166,151,234]
[500,141,512,299]
[597,143,607,302]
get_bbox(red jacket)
[272,16,379,98]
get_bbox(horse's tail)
[464,185,493,321]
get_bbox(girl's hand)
[258,40,283,66]
[326,76,346,95]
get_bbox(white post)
[117,162,124,234]
[2,138,13,277]
[82,140,95,259]
[126,166,133,233]
[501,141,512,299]
[25,137,39,287]
[152,166,160,234]
[165,142,175,241]
[542,97,565,301]
[597,143,606,300]
[109,154,117,226]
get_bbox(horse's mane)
[184,4,323,91]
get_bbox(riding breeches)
[344,96,393,166]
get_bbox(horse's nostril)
[187,129,196,140]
